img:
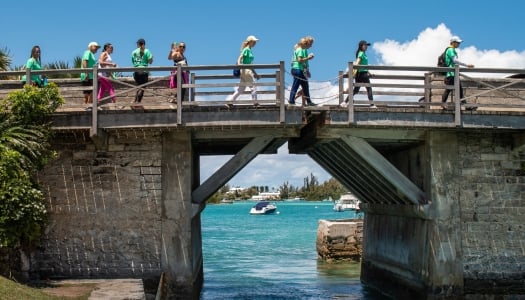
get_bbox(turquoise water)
[200,201,384,299]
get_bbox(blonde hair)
[295,36,314,49]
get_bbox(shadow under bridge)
[287,117,427,207]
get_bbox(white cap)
[88,41,100,48]
[450,36,463,43]
[246,35,259,42]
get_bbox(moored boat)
[249,201,277,215]
[333,193,360,212]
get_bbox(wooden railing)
[1,63,524,129]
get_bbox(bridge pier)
[161,131,203,299]
[358,131,525,298]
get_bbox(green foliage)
[2,83,64,125]
[0,47,12,79]
[0,150,47,248]
[0,83,61,257]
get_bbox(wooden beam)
[192,135,275,204]
[340,135,426,204]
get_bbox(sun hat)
[246,35,259,42]
[450,36,463,43]
[88,42,100,48]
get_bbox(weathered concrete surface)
[360,130,525,298]
[317,219,363,262]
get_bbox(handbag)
[233,68,240,78]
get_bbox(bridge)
[1,63,524,298]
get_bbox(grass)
[0,276,93,300]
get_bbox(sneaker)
[224,103,233,109]
[339,102,348,108]
[85,106,92,111]
[306,102,317,106]
[370,104,377,109]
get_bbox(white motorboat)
[333,193,361,212]
[249,201,277,215]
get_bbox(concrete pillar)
[161,131,203,299]
[426,131,463,296]
[360,131,464,298]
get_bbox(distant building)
[226,187,246,194]
[250,191,281,201]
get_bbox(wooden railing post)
[177,64,182,125]
[190,72,195,102]
[454,64,461,126]
[25,68,32,86]
[279,61,285,123]
[91,65,99,137]
[338,70,344,105]
[348,61,355,124]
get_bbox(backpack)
[436,47,450,75]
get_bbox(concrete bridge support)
[161,131,203,299]
[359,131,525,298]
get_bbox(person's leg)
[246,69,257,101]
[352,73,362,97]
[231,71,248,101]
[289,69,304,104]
[98,77,109,100]
[299,77,313,105]
[442,76,453,103]
[134,72,148,103]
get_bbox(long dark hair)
[103,43,112,52]
[355,40,369,59]
[30,45,41,62]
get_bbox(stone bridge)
[1,64,524,298]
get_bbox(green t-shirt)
[445,47,458,77]
[21,57,42,85]
[356,51,368,73]
[80,50,97,81]
[239,47,254,65]
[131,48,153,70]
[291,47,309,71]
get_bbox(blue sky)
[3,0,525,190]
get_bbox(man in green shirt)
[81,42,100,108]
[441,36,475,110]
[131,38,153,104]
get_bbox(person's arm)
[452,56,474,68]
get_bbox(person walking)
[80,42,101,108]
[341,40,375,108]
[441,36,475,110]
[131,38,153,105]
[98,43,117,104]
[167,41,189,102]
[289,36,316,106]
[229,35,260,105]
[21,45,44,87]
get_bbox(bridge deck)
[1,63,524,132]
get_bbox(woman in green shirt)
[342,40,375,108]
[21,45,43,87]
[289,36,315,106]
[230,35,260,103]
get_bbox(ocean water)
[200,201,385,300]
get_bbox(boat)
[333,193,361,212]
[249,201,277,215]
[220,198,234,204]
